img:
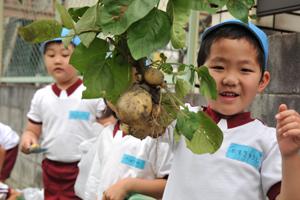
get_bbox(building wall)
[0,33,300,189]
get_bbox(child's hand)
[276,104,300,157]
[20,134,38,154]
[102,179,129,200]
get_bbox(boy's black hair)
[197,25,265,74]
[42,41,76,54]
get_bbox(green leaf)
[62,29,75,48]
[197,66,217,100]
[82,59,113,99]
[176,110,223,154]
[74,4,101,47]
[70,38,109,74]
[176,109,202,140]
[227,0,249,23]
[107,55,132,103]
[127,9,171,60]
[189,67,195,85]
[56,2,75,29]
[82,55,132,103]
[185,112,223,154]
[100,0,159,35]
[68,6,90,22]
[208,0,228,9]
[170,0,225,12]
[161,63,173,74]
[18,20,62,43]
[167,0,190,49]
[244,0,255,7]
[79,32,97,47]
[178,64,186,72]
[175,78,191,99]
[75,4,101,34]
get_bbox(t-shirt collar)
[203,106,254,129]
[51,79,83,97]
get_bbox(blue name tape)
[69,111,90,121]
[121,154,146,170]
[226,143,263,169]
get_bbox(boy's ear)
[257,71,270,93]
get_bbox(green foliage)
[197,66,217,100]
[82,54,132,103]
[70,38,109,74]
[176,109,223,154]
[167,0,190,48]
[56,1,75,29]
[18,20,62,43]
[128,8,171,60]
[100,0,159,35]
[175,78,191,100]
[18,0,255,155]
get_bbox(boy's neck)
[55,77,81,90]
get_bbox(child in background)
[0,122,20,200]
[163,19,300,200]
[0,122,19,182]
[74,105,173,200]
[20,28,105,200]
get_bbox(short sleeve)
[0,123,19,150]
[27,90,43,123]
[260,129,282,196]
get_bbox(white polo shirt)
[75,124,173,200]
[0,123,19,150]
[27,80,105,162]
[163,108,281,200]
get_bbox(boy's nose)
[222,74,239,86]
[54,56,63,63]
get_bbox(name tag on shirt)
[69,111,90,121]
[121,154,146,170]
[226,143,263,169]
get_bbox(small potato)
[116,87,152,124]
[144,68,164,86]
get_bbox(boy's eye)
[210,66,224,70]
[46,54,55,58]
[241,68,254,73]
[62,54,70,57]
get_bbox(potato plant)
[18,0,255,154]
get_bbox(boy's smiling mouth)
[220,91,239,97]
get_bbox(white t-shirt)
[75,122,104,200]
[163,113,281,200]
[75,124,173,200]
[27,82,105,162]
[0,123,19,150]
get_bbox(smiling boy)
[163,19,300,200]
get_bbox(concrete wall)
[250,33,300,127]
[0,33,300,189]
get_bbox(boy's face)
[43,42,78,85]
[204,38,270,116]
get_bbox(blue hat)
[201,19,269,70]
[40,28,81,53]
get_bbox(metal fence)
[1,0,55,83]
[3,18,46,77]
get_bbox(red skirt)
[42,159,81,200]
[0,145,18,181]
